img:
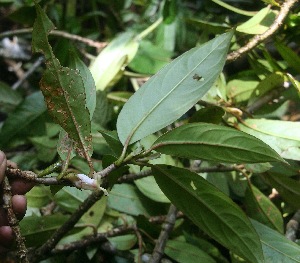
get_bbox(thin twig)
[118,169,152,183]
[227,0,299,62]
[149,211,184,224]
[6,168,73,187]
[51,225,134,254]
[2,177,29,263]
[0,28,107,49]
[12,56,44,90]
[29,189,105,262]
[133,225,143,263]
[149,204,178,263]
[94,163,117,181]
[246,85,286,113]
[192,164,242,173]
[285,210,300,241]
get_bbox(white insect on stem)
[73,173,109,195]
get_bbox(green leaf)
[107,91,132,105]
[81,196,107,226]
[261,0,280,7]
[187,18,231,35]
[128,40,172,75]
[202,172,230,196]
[27,186,52,208]
[276,41,300,74]
[226,78,259,104]
[108,234,137,251]
[20,214,69,247]
[107,184,164,217]
[286,73,300,94]
[32,4,92,161]
[89,32,139,91]
[248,72,285,107]
[100,130,123,156]
[152,165,264,263]
[69,49,96,119]
[237,7,276,34]
[165,240,216,263]
[92,91,113,127]
[135,175,170,203]
[29,135,57,162]
[117,31,233,145]
[57,129,76,161]
[261,172,300,209]
[151,123,284,164]
[245,185,283,233]
[162,0,177,24]
[184,233,230,263]
[251,219,300,263]
[189,106,225,124]
[0,91,47,148]
[54,186,91,213]
[244,162,273,173]
[238,119,300,161]
[0,81,22,113]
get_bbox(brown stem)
[0,29,107,49]
[29,190,104,262]
[285,210,300,241]
[227,0,299,62]
[50,225,135,254]
[149,204,178,263]
[246,85,286,114]
[118,169,152,183]
[2,177,29,263]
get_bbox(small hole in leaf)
[193,73,204,81]
[89,211,94,217]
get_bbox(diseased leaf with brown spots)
[32,4,93,167]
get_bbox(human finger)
[10,180,34,195]
[0,226,14,248]
[12,195,27,220]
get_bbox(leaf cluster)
[0,0,300,262]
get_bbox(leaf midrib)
[155,166,261,262]
[153,140,278,159]
[243,121,300,142]
[127,36,229,144]
[38,8,90,159]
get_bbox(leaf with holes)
[32,4,92,163]
[117,30,233,145]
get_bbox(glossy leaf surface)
[152,165,264,263]
[117,31,233,145]
[152,123,284,163]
